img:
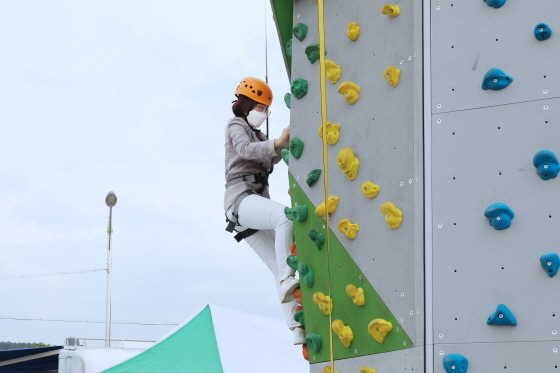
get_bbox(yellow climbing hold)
[361,181,380,199]
[337,148,360,180]
[315,196,341,217]
[380,202,403,229]
[312,292,333,315]
[322,367,339,373]
[383,66,401,87]
[345,284,365,306]
[338,81,361,104]
[318,122,341,145]
[359,367,377,373]
[338,218,359,240]
[325,60,342,84]
[368,318,393,343]
[381,3,400,17]
[332,320,353,348]
[347,21,360,41]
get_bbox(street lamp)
[105,191,117,347]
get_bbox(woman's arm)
[229,122,276,161]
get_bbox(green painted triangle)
[289,173,413,364]
[101,305,224,373]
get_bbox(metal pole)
[105,206,113,347]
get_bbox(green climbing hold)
[309,229,325,250]
[306,332,322,352]
[291,78,308,99]
[293,23,308,41]
[306,169,322,187]
[284,207,293,220]
[305,43,326,64]
[292,205,308,222]
[286,39,293,57]
[294,310,305,326]
[289,137,305,159]
[287,255,298,270]
[281,148,290,165]
[297,262,314,287]
[284,93,291,109]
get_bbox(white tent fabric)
[99,304,309,373]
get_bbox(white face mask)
[247,110,267,128]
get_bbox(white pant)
[228,194,301,329]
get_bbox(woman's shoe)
[278,276,300,303]
[293,328,306,345]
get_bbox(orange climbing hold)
[302,344,309,360]
[290,243,297,256]
[294,288,303,304]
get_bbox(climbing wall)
[283,0,424,371]
[430,1,560,372]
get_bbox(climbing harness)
[224,174,269,242]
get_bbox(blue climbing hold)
[484,203,514,230]
[443,354,469,373]
[540,253,560,278]
[483,0,506,8]
[535,23,552,41]
[487,304,517,326]
[482,68,513,90]
[533,150,560,180]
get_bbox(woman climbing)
[224,77,305,344]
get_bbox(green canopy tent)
[99,304,307,373]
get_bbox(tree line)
[0,341,52,350]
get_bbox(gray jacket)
[224,117,284,211]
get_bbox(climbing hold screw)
[380,202,403,229]
[487,304,517,326]
[289,137,305,159]
[338,81,361,104]
[533,150,560,180]
[285,39,293,57]
[361,181,380,198]
[382,3,401,17]
[315,196,340,217]
[306,169,322,187]
[535,23,552,40]
[332,320,353,348]
[443,354,469,373]
[484,203,514,230]
[338,218,360,239]
[540,253,560,277]
[318,122,341,145]
[347,22,360,41]
[325,60,342,84]
[481,68,513,90]
[291,78,308,99]
[293,23,308,41]
[337,148,360,180]
[383,66,401,87]
[305,43,326,64]
[367,319,393,343]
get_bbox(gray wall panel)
[290,0,424,362]
[433,342,560,373]
[431,1,560,113]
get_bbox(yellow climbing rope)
[317,0,334,370]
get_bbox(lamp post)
[105,191,117,347]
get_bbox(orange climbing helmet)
[234,77,273,106]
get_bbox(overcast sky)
[0,0,295,346]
